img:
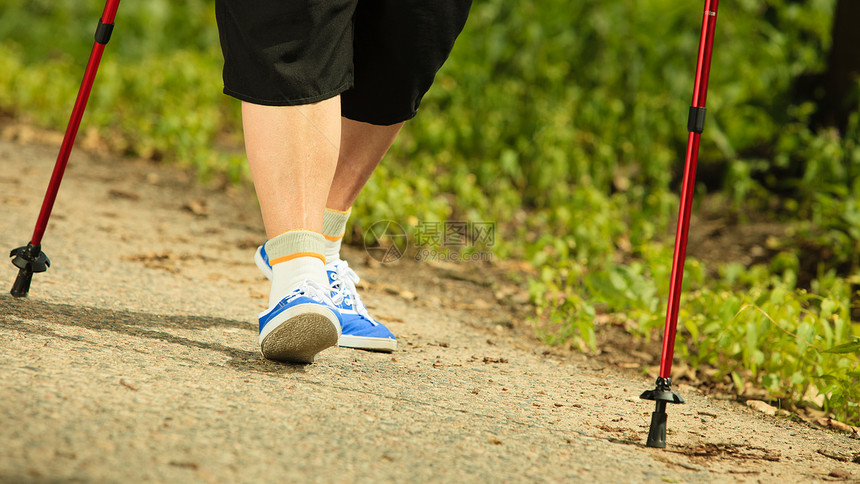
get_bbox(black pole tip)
[9,243,50,297]
[646,401,668,448]
[640,377,684,449]
[11,267,34,297]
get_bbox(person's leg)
[215,0,360,363]
[329,0,473,243]
[244,98,342,238]
[260,117,400,355]
[242,98,345,363]
[307,0,472,354]
[243,98,341,305]
[247,115,405,354]
[325,118,404,212]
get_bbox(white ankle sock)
[322,208,351,264]
[265,230,327,307]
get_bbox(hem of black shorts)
[342,109,418,127]
[222,83,352,107]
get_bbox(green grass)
[0,0,857,425]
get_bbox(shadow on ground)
[0,294,304,375]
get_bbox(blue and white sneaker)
[258,279,343,364]
[254,244,275,280]
[255,245,397,352]
[326,259,397,352]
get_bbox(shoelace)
[328,260,377,325]
[286,279,343,307]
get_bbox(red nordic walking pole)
[640,0,719,448]
[10,0,122,297]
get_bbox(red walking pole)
[10,0,122,297]
[640,0,719,448]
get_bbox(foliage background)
[0,0,857,424]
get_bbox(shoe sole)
[339,335,397,352]
[259,305,340,364]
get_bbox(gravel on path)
[1,135,857,483]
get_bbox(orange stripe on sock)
[325,207,352,215]
[270,252,326,265]
[323,232,345,241]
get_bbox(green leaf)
[731,371,744,392]
[822,339,860,354]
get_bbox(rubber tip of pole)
[11,268,33,297]
[646,409,668,448]
[9,243,49,297]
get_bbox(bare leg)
[242,98,342,238]
[326,118,404,211]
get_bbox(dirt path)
[1,131,858,483]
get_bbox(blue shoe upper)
[256,244,394,342]
[258,244,274,279]
[258,283,342,334]
[325,262,395,342]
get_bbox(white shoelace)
[286,279,343,308]
[328,260,377,325]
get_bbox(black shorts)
[215,0,471,126]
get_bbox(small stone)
[183,199,210,216]
[746,400,778,416]
[828,470,848,479]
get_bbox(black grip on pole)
[687,106,707,133]
[95,20,114,44]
